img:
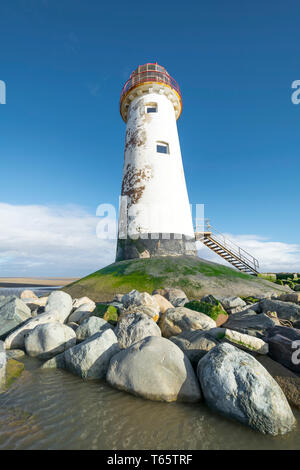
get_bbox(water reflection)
[0,357,299,450]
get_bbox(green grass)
[63,255,284,302]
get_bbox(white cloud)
[197,233,300,273]
[0,202,299,277]
[0,203,116,277]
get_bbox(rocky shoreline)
[0,287,299,437]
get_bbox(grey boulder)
[115,313,161,349]
[106,336,201,402]
[25,322,76,360]
[218,296,246,314]
[4,308,72,350]
[42,329,120,380]
[45,291,73,323]
[260,299,300,328]
[223,309,278,338]
[268,334,300,374]
[197,343,296,435]
[0,297,31,339]
[170,330,219,365]
[159,307,216,339]
[164,288,188,307]
[76,316,113,342]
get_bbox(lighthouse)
[116,63,197,261]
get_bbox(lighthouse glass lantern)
[116,63,197,261]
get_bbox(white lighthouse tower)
[116,62,197,261]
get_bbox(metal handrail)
[120,69,181,103]
[194,218,259,272]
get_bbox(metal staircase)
[194,219,259,276]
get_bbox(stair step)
[199,233,258,276]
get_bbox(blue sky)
[0,0,299,276]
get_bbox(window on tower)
[146,103,157,113]
[156,142,169,154]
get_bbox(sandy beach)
[0,277,78,288]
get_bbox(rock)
[256,355,300,410]
[197,343,296,435]
[295,285,300,292]
[0,342,6,389]
[76,316,113,342]
[25,322,76,360]
[25,297,48,309]
[260,299,300,328]
[170,330,219,365]
[20,289,38,301]
[112,294,123,303]
[268,334,300,374]
[201,294,225,309]
[4,309,72,350]
[67,303,95,324]
[72,297,94,310]
[120,304,160,322]
[45,291,73,323]
[223,309,278,338]
[5,349,25,360]
[121,290,160,314]
[0,297,31,339]
[152,294,174,314]
[43,330,120,379]
[218,296,246,314]
[280,293,300,304]
[218,328,269,354]
[265,325,300,342]
[67,322,79,331]
[164,288,188,307]
[159,307,216,339]
[110,301,123,312]
[106,336,201,403]
[121,290,141,308]
[184,300,228,327]
[115,313,161,349]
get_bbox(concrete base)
[116,234,197,262]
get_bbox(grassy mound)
[63,256,288,302]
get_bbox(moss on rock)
[5,359,24,389]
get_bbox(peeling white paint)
[120,89,194,238]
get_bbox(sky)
[0,0,299,276]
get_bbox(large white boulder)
[76,316,113,342]
[106,336,201,403]
[115,313,161,349]
[4,309,67,350]
[67,302,96,324]
[0,297,31,339]
[159,307,216,339]
[45,291,73,322]
[25,322,76,360]
[197,343,296,435]
[42,329,120,380]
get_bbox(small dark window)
[146,103,157,114]
[156,142,169,154]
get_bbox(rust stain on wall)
[125,127,147,152]
[121,163,153,204]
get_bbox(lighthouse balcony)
[120,63,182,122]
